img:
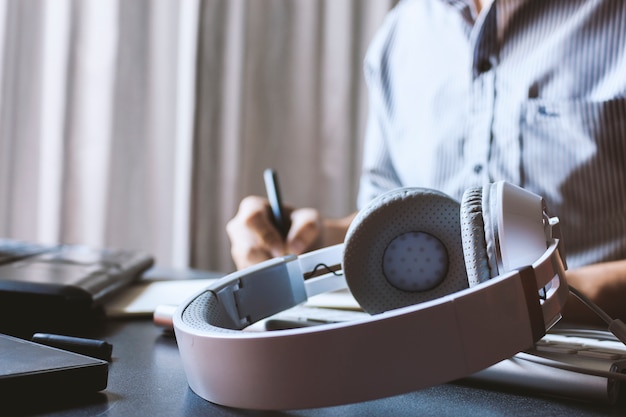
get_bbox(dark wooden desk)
[11,317,626,417]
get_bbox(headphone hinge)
[214,255,308,327]
[518,265,546,342]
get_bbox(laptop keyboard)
[0,238,154,300]
[0,239,52,264]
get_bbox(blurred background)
[0,0,397,273]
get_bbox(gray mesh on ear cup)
[460,186,499,286]
[343,188,469,314]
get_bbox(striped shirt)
[358,0,626,268]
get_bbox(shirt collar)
[437,0,483,24]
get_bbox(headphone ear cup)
[343,188,469,314]
[460,186,499,286]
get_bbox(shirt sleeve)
[356,6,404,209]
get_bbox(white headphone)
[173,181,569,410]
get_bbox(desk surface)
[12,317,626,417]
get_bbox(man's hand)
[226,196,323,270]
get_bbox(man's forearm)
[562,259,626,325]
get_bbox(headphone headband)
[173,182,570,410]
[174,240,567,409]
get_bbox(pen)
[31,333,113,361]
[263,168,290,239]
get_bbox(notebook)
[0,333,108,399]
[0,238,154,336]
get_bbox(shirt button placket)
[468,67,495,184]
[467,5,498,184]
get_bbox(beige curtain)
[0,0,396,273]
[0,0,199,268]
[191,0,396,272]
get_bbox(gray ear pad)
[460,186,498,286]
[343,188,469,315]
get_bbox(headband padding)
[182,291,240,332]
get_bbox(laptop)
[0,238,154,336]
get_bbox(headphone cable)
[516,351,626,382]
[568,285,626,346]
